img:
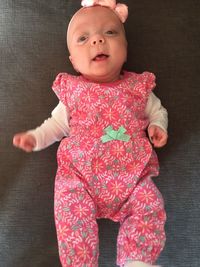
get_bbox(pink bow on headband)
[81,0,128,23]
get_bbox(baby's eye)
[77,35,87,43]
[105,30,117,35]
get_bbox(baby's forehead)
[67,6,123,45]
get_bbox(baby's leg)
[54,170,99,267]
[117,176,166,267]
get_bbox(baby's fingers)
[13,133,36,152]
[13,133,24,147]
[153,133,168,147]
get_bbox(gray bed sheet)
[1,0,200,266]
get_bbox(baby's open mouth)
[92,54,109,61]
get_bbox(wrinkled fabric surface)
[1,0,200,266]
[52,72,166,266]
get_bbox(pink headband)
[81,0,128,23]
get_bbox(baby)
[13,1,168,267]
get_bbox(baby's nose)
[91,35,105,46]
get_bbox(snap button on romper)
[52,71,166,267]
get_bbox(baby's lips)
[92,53,109,61]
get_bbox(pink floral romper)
[52,71,166,267]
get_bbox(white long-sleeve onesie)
[29,92,168,151]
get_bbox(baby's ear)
[69,55,73,66]
[69,55,79,72]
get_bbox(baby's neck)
[82,71,123,84]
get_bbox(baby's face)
[67,6,127,83]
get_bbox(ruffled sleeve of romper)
[130,71,156,99]
[52,73,71,106]
[141,71,156,94]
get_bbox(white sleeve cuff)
[28,102,70,151]
[145,92,168,133]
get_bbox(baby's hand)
[148,125,168,148]
[13,132,36,152]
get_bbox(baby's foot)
[124,261,161,267]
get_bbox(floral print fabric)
[52,71,166,266]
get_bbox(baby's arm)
[145,93,168,148]
[13,102,70,152]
